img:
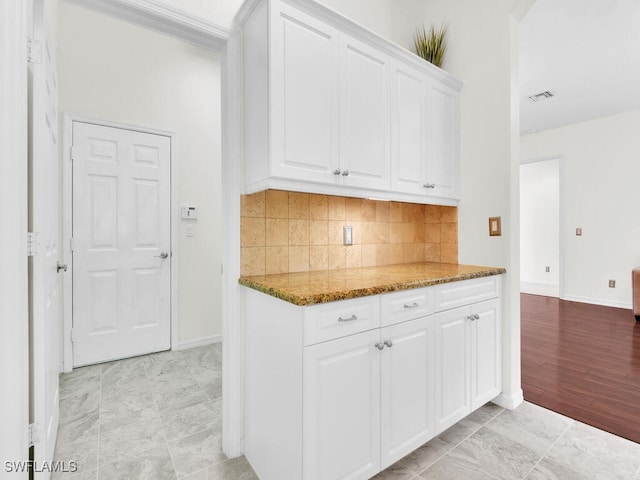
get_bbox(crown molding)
[68,0,233,49]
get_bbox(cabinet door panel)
[434,306,470,433]
[428,83,460,199]
[471,299,501,410]
[380,317,434,469]
[339,36,390,190]
[303,329,381,480]
[391,62,428,195]
[271,5,338,183]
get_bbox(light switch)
[576,227,582,236]
[182,205,198,219]
[343,226,353,245]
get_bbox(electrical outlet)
[576,227,582,236]
[609,280,616,288]
[545,266,550,272]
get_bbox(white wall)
[520,159,560,296]
[521,109,640,308]
[58,1,222,347]
[405,0,522,407]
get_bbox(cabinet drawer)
[380,288,433,326]
[433,276,501,313]
[303,296,380,346]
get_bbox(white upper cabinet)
[390,61,429,196]
[269,4,339,184]
[427,82,460,200]
[239,0,462,204]
[339,36,391,190]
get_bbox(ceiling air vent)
[528,91,555,102]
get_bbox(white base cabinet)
[244,275,501,480]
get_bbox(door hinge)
[70,146,80,161]
[28,423,40,447]
[70,237,75,252]
[70,328,75,343]
[27,38,42,64]
[27,232,40,256]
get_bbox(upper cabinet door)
[338,35,391,191]
[391,61,429,195]
[427,82,460,199]
[270,4,339,184]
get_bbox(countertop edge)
[239,267,506,306]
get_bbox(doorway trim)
[59,1,244,458]
[520,153,564,300]
[0,0,29,471]
[62,114,178,371]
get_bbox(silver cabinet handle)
[384,340,393,348]
[333,169,341,175]
[375,342,385,350]
[467,315,475,321]
[341,170,350,176]
[338,314,358,322]
[474,313,480,320]
[154,252,169,259]
[403,302,419,309]
[423,183,435,189]
[57,262,68,273]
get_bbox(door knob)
[384,340,393,348]
[375,342,385,350]
[154,252,169,259]
[333,169,341,175]
[57,262,68,273]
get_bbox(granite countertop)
[239,262,506,306]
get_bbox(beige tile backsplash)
[241,190,458,276]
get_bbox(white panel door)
[270,3,339,183]
[303,329,381,480]
[380,316,434,469]
[427,82,460,199]
[434,306,470,433]
[31,0,60,474]
[72,122,171,366]
[470,299,501,410]
[339,35,390,190]
[391,62,428,195]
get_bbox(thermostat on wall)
[181,205,198,219]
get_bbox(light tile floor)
[54,344,640,480]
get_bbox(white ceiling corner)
[519,0,640,134]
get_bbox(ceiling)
[519,0,640,134]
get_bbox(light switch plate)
[343,226,353,245]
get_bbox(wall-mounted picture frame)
[489,216,502,236]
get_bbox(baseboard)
[520,282,559,297]
[492,389,524,410]
[174,334,222,351]
[561,295,631,310]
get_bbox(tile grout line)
[95,364,103,480]
[144,353,181,480]
[520,419,575,480]
[414,405,506,477]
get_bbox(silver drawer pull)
[375,342,385,350]
[338,314,358,322]
[474,313,480,320]
[403,302,419,309]
[384,340,393,348]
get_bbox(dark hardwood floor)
[521,293,640,444]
